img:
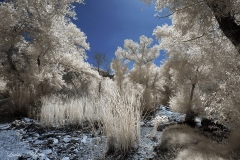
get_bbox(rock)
[160,106,166,110]
[33,133,40,138]
[25,137,33,142]
[33,140,45,145]
[165,106,170,110]
[140,122,145,126]
[22,117,32,124]
[90,137,101,144]
[19,129,25,134]
[43,149,52,155]
[48,154,56,160]
[145,121,154,127]
[24,123,40,132]
[71,137,80,143]
[11,120,19,127]
[11,120,26,129]
[48,138,58,144]
[72,149,79,154]
[179,114,186,122]
[0,124,10,130]
[42,133,57,139]
[64,143,74,149]
[94,144,99,150]
[19,153,32,159]
[81,135,87,144]
[63,135,71,143]
[38,155,50,160]
[62,157,70,160]
[70,155,79,160]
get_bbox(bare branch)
[182,30,215,42]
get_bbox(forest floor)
[0,107,186,160]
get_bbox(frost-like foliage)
[0,0,100,116]
[141,0,240,128]
[111,59,128,90]
[128,62,163,111]
[115,35,160,65]
[113,35,162,112]
[169,91,190,114]
[154,12,240,129]
[156,60,174,106]
[141,0,240,51]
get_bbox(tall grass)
[41,96,98,127]
[100,89,141,153]
[40,85,141,154]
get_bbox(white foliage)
[113,35,163,112]
[115,35,160,65]
[0,0,97,94]
[144,0,240,130]
[141,0,240,35]
[111,59,128,90]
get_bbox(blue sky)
[74,0,171,68]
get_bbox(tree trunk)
[207,1,240,53]
[185,83,196,127]
[189,83,195,103]
[185,109,196,127]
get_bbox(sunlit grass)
[40,86,141,154]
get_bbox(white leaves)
[153,24,173,40]
[140,0,240,129]
[0,0,99,99]
[144,0,240,39]
[115,35,160,65]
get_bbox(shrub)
[154,124,230,159]
[8,84,40,117]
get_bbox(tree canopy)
[141,0,240,53]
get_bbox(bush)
[8,84,40,117]
[154,124,230,159]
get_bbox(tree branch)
[156,3,198,19]
[182,30,214,42]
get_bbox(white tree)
[153,20,240,128]
[111,59,128,91]
[115,35,160,66]
[141,0,240,53]
[114,35,162,113]
[0,0,100,116]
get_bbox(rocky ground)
[0,107,185,160]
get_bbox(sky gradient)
[74,0,171,68]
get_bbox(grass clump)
[40,83,141,154]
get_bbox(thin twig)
[183,30,215,42]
